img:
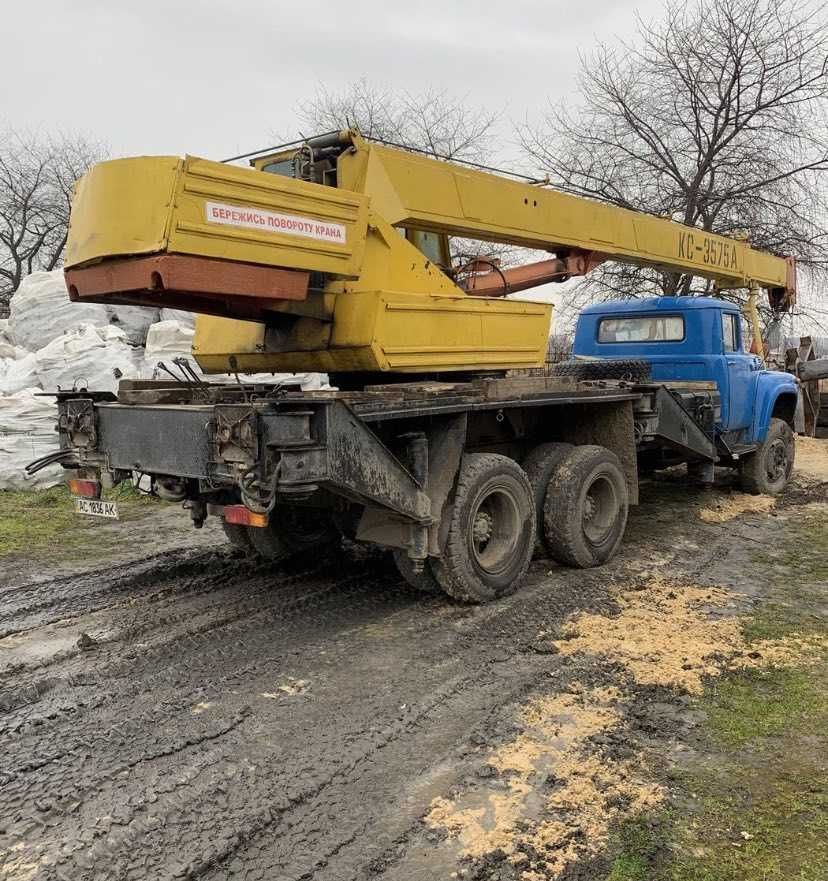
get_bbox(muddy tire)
[739,418,795,495]
[551,358,651,383]
[431,454,535,604]
[522,442,574,558]
[247,518,294,562]
[221,519,253,551]
[392,550,441,594]
[248,507,338,561]
[543,445,629,568]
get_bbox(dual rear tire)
[430,454,536,604]
[393,445,629,604]
[541,445,629,568]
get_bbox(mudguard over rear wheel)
[432,453,535,604]
[543,445,629,568]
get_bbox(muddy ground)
[1,439,826,881]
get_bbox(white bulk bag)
[0,388,61,490]
[9,271,110,352]
[35,324,141,394]
[0,352,41,395]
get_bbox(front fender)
[750,371,799,443]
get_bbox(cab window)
[722,313,740,352]
[597,314,684,343]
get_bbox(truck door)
[721,312,755,431]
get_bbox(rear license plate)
[73,497,119,520]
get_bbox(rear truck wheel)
[221,519,253,551]
[551,358,651,383]
[522,442,574,558]
[392,550,441,594]
[248,507,339,561]
[739,418,795,495]
[543,445,629,568]
[431,453,535,604]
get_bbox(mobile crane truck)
[30,130,800,602]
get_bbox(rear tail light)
[68,478,101,499]
[223,505,268,528]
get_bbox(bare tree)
[0,130,106,306]
[295,78,500,163]
[293,79,532,271]
[522,0,828,323]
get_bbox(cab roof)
[579,296,740,315]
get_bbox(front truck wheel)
[739,417,795,495]
[432,454,535,604]
[543,445,629,568]
[248,507,339,561]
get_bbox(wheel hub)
[473,510,494,544]
[581,474,618,546]
[466,485,522,577]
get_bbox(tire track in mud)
[0,558,406,731]
[4,552,616,876]
[0,548,277,640]
[0,479,795,881]
[0,553,350,701]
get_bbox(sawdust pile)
[426,577,824,878]
[795,435,828,482]
[698,492,776,523]
[554,577,818,694]
[427,686,662,878]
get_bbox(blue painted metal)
[572,297,799,443]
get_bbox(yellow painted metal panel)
[64,156,181,267]
[375,294,550,370]
[167,156,369,277]
[343,142,790,291]
[193,291,550,374]
[191,314,265,367]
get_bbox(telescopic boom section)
[336,138,796,311]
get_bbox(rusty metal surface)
[65,253,309,321]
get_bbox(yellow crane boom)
[63,130,796,375]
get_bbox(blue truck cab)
[570,296,799,491]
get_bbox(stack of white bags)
[0,271,328,490]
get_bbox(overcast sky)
[3,0,665,162]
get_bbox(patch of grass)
[606,814,671,881]
[756,513,828,585]
[668,767,828,881]
[705,666,824,748]
[0,482,159,559]
[606,664,828,880]
[605,510,828,881]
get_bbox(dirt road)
[1,444,826,881]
